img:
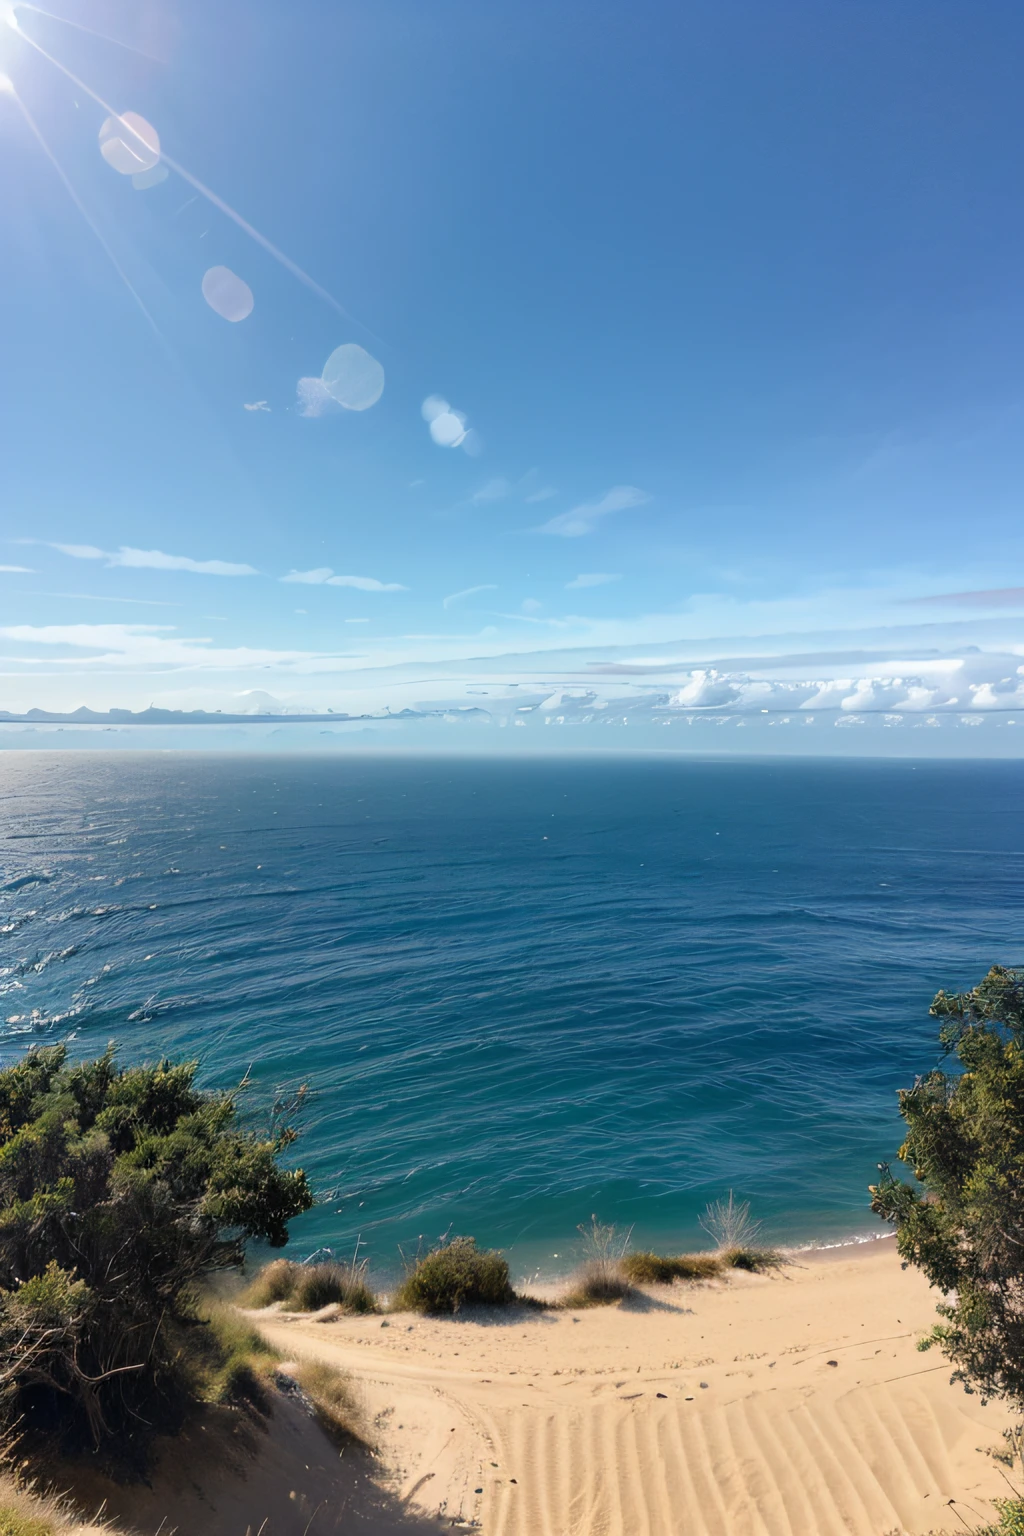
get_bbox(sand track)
[253,1241,1020,1536]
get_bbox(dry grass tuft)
[560,1261,635,1308]
[621,1251,722,1284]
[622,1247,782,1284]
[0,1471,91,1536]
[241,1258,377,1315]
[722,1245,784,1273]
[0,1507,55,1536]
[559,1217,637,1308]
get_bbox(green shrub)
[971,1500,1024,1536]
[0,1045,312,1461]
[872,966,1024,1405]
[392,1237,515,1314]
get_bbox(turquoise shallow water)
[1,752,1022,1279]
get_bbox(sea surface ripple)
[1,752,1021,1277]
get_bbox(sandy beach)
[61,1237,1021,1536]
[246,1237,1018,1536]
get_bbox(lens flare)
[99,110,159,174]
[202,265,254,322]
[7,80,158,334]
[322,343,385,411]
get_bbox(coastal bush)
[0,1044,313,1462]
[973,1503,1024,1536]
[871,966,1024,1406]
[241,1257,377,1313]
[392,1237,515,1314]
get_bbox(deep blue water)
[1,752,1022,1280]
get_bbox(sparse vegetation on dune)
[622,1251,722,1284]
[392,1236,516,1314]
[564,1208,782,1300]
[178,1300,280,1411]
[291,1359,366,1446]
[241,1257,377,1314]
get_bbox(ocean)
[1,752,1021,1281]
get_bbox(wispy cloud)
[904,587,1024,609]
[540,485,650,538]
[470,478,510,504]
[521,598,542,614]
[525,486,556,504]
[280,568,407,591]
[53,544,257,576]
[566,572,621,589]
[243,400,270,412]
[443,584,498,608]
[0,622,335,670]
[0,565,33,573]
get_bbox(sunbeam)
[12,2,162,62]
[3,78,160,334]
[10,19,369,331]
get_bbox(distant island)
[0,705,486,725]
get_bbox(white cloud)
[280,568,406,592]
[540,485,650,537]
[443,585,498,608]
[296,377,342,418]
[281,568,335,585]
[525,487,556,504]
[327,574,407,592]
[243,400,270,412]
[566,572,621,589]
[521,598,542,614]
[471,479,510,504]
[0,565,33,573]
[53,544,257,576]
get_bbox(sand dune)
[252,1238,1018,1536]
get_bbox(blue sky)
[2,0,1024,741]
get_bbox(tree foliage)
[871,965,1024,1404]
[0,1044,313,1457]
